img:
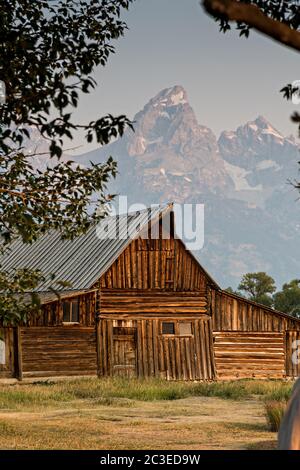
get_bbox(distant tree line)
[225,272,300,319]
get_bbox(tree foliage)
[202,0,300,47]
[0,0,134,323]
[201,0,300,135]
[237,271,276,307]
[233,273,300,318]
[224,286,242,296]
[274,279,300,318]
[0,0,133,243]
[0,268,43,325]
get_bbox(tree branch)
[202,0,300,52]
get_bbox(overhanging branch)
[202,0,300,52]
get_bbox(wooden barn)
[1,203,300,381]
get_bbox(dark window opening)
[62,298,80,323]
[162,322,175,335]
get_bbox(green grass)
[0,377,294,410]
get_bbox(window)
[161,321,193,336]
[62,298,80,323]
[179,322,192,336]
[162,322,175,335]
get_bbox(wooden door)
[112,327,137,377]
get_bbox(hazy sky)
[70,0,299,154]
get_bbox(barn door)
[112,327,137,377]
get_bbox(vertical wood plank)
[14,327,23,381]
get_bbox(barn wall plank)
[98,316,216,381]
[99,235,209,293]
[20,327,97,377]
[211,290,300,333]
[214,331,285,379]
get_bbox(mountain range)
[32,85,300,289]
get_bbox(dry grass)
[0,397,276,450]
[264,401,287,432]
[0,377,290,450]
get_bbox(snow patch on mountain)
[256,160,281,171]
[223,161,263,191]
[170,90,187,106]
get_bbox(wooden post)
[170,210,177,292]
[95,288,101,378]
[14,327,23,381]
[96,318,101,377]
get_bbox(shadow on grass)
[225,422,269,432]
[246,440,277,450]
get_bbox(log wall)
[214,331,285,379]
[100,289,208,316]
[24,292,96,327]
[20,326,97,378]
[99,237,209,292]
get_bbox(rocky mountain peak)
[218,115,299,171]
[149,85,188,108]
[127,85,218,160]
[254,115,276,130]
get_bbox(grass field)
[0,378,292,450]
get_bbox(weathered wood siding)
[99,237,208,292]
[26,292,96,327]
[211,290,298,379]
[211,290,300,332]
[20,327,97,377]
[100,290,208,316]
[0,328,16,378]
[214,331,285,379]
[156,318,215,380]
[97,317,216,380]
[286,330,300,378]
[96,225,216,380]
[96,219,217,380]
